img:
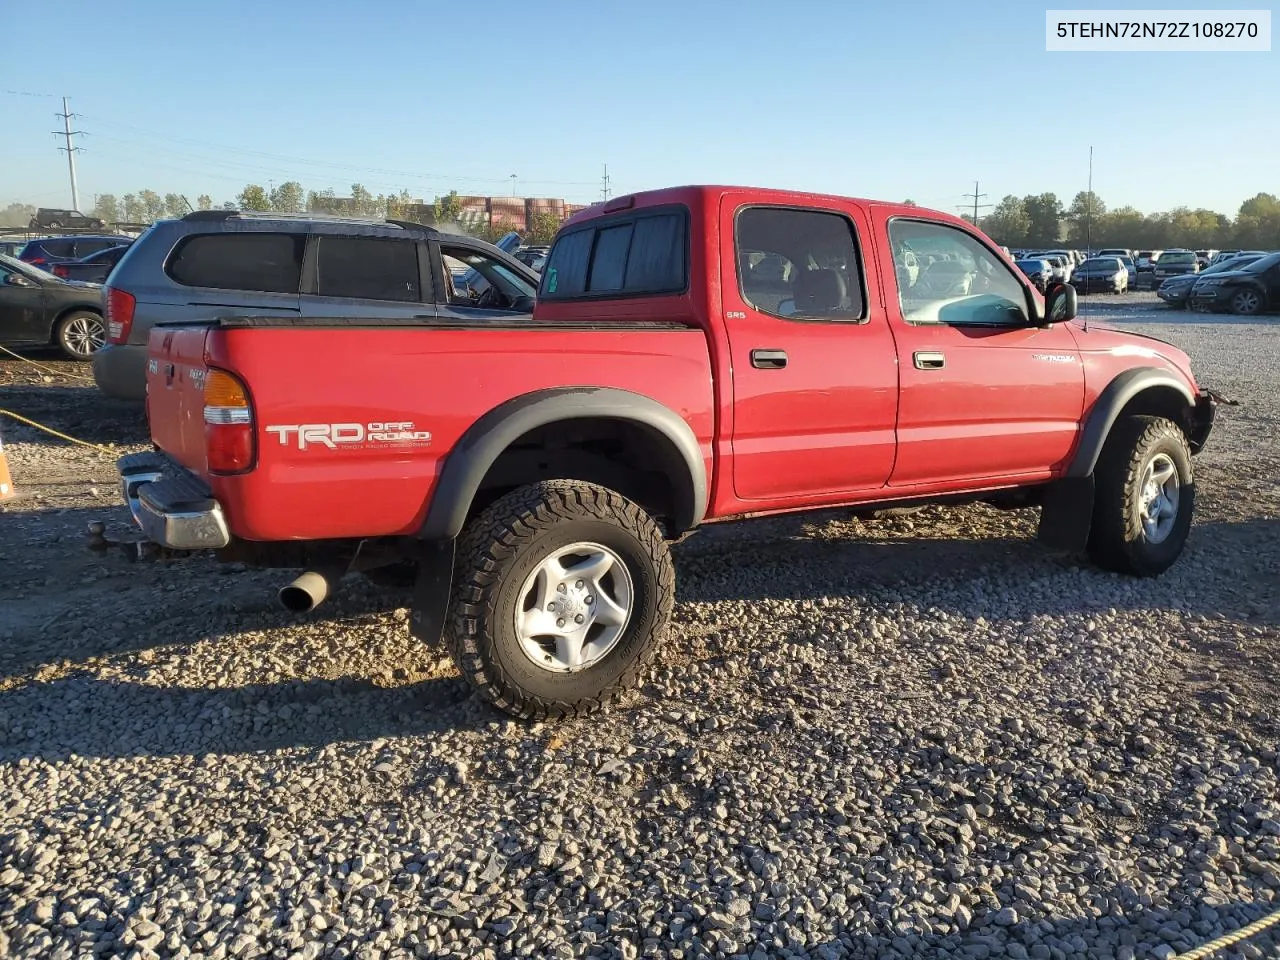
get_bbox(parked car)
[1118,256,1137,287]
[0,240,25,258]
[1160,254,1266,308]
[1043,255,1072,283]
[0,253,108,359]
[1097,248,1131,260]
[1135,250,1163,287]
[50,242,133,283]
[92,211,540,401]
[1189,251,1280,315]
[114,184,1226,720]
[1043,250,1075,277]
[1071,257,1129,294]
[1014,258,1053,292]
[1152,249,1200,285]
[18,235,132,269]
[28,208,106,230]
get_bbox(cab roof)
[561,185,960,230]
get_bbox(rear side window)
[167,233,305,293]
[540,207,687,300]
[316,237,421,302]
[736,207,866,321]
[74,239,117,257]
[42,238,76,257]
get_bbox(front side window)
[167,233,305,293]
[540,208,687,300]
[316,237,420,302]
[735,207,865,321]
[889,219,1029,326]
[441,247,536,312]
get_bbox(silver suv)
[92,211,537,400]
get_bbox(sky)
[3,0,1276,218]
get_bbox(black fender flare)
[1065,366,1195,478]
[418,386,708,541]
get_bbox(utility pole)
[601,164,611,202]
[961,180,992,228]
[54,96,83,211]
[510,174,518,198]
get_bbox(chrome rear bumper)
[117,452,230,550]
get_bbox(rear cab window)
[538,206,688,300]
[166,233,305,293]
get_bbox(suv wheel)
[48,221,62,229]
[55,311,107,360]
[1231,288,1263,315]
[1087,415,1193,576]
[447,479,674,719]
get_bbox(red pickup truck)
[116,185,1226,719]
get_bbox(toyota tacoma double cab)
[115,185,1227,719]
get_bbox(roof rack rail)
[182,209,238,221]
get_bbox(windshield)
[1160,252,1196,265]
[1082,259,1119,270]
[1242,253,1280,273]
[1204,256,1258,275]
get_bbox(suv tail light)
[52,264,70,278]
[104,287,136,343]
[204,369,255,473]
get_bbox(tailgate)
[146,324,213,475]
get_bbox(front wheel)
[1087,415,1193,576]
[55,311,106,359]
[1231,288,1264,315]
[447,479,674,719]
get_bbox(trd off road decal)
[264,422,432,451]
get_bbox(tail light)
[203,369,255,473]
[52,264,69,278]
[104,287,136,343]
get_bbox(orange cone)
[0,430,14,501]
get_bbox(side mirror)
[1044,282,1078,324]
[4,273,34,288]
[510,295,536,314]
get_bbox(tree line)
[2,182,567,244]
[979,191,1280,250]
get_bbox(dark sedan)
[1189,252,1280,315]
[1014,258,1053,292]
[1070,257,1129,294]
[1158,254,1264,308]
[50,242,132,283]
[0,254,107,359]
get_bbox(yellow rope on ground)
[1172,903,1280,959]
[0,408,116,456]
[0,343,95,382]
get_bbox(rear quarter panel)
[207,324,715,541]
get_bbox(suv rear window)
[540,207,687,300]
[167,233,305,293]
[315,237,421,302]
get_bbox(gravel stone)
[2,304,1279,959]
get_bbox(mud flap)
[1037,476,1095,553]
[409,539,456,647]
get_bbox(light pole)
[510,174,517,198]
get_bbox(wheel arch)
[418,387,708,542]
[1065,367,1196,478]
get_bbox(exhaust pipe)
[278,566,347,613]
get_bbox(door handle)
[751,349,788,369]
[913,351,946,370]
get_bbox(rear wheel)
[48,220,62,229]
[1231,288,1264,315]
[1087,415,1193,576]
[54,311,106,360]
[447,479,674,719]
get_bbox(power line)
[54,97,84,211]
[961,180,993,227]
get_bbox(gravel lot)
[2,293,1278,960]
